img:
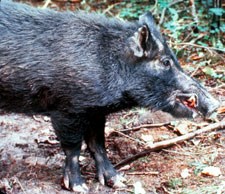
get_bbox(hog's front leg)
[84,114,126,188]
[51,113,88,193]
[62,144,88,193]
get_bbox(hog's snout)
[164,73,220,119]
[183,82,220,118]
[197,92,220,117]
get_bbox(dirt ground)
[0,89,224,194]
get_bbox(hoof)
[107,174,127,188]
[62,176,88,193]
[72,183,89,193]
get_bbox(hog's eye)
[162,59,171,67]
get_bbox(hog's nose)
[205,98,220,117]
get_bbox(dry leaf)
[119,165,130,171]
[141,134,154,146]
[191,139,201,146]
[218,107,225,114]
[43,116,51,122]
[79,156,86,162]
[33,115,50,122]
[105,127,115,137]
[0,178,11,191]
[174,122,189,135]
[190,54,203,61]
[181,168,190,179]
[133,181,146,194]
[201,166,221,177]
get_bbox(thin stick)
[127,171,159,175]
[209,83,225,91]
[103,3,120,16]
[115,121,225,169]
[42,0,51,8]
[159,0,183,25]
[150,0,158,14]
[113,130,146,146]
[176,42,225,53]
[179,33,205,54]
[120,122,171,133]
[190,0,199,24]
[175,42,225,62]
[13,177,26,194]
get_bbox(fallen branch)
[115,121,225,169]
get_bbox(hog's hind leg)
[51,113,88,193]
[84,114,126,188]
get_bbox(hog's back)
[0,2,133,114]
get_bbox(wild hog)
[0,1,219,192]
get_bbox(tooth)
[192,111,198,118]
[187,95,197,108]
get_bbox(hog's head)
[126,12,219,118]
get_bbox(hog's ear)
[139,12,164,52]
[139,12,156,30]
[129,25,149,58]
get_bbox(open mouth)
[176,93,199,116]
[177,93,198,109]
